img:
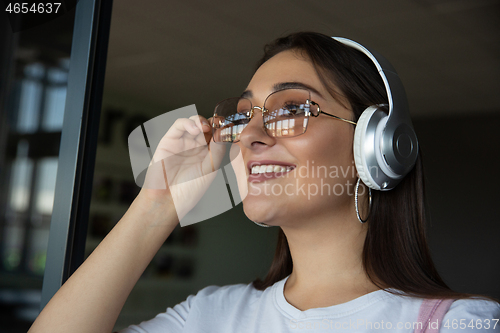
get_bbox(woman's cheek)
[229,144,249,201]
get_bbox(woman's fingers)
[204,117,214,145]
[159,115,211,142]
[151,115,216,166]
[187,115,227,175]
[202,139,227,174]
[154,116,207,157]
[187,115,213,148]
[162,115,206,141]
[163,118,201,140]
[190,114,211,128]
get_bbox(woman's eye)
[236,108,249,114]
[227,112,250,125]
[283,102,305,115]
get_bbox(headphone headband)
[332,37,418,190]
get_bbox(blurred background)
[0,0,499,331]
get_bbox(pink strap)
[414,299,455,333]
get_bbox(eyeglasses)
[212,88,356,143]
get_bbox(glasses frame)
[212,88,357,143]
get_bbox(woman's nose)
[238,108,275,149]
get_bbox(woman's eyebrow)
[273,82,324,98]
[240,81,324,100]
[240,90,252,99]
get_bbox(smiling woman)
[235,33,453,297]
[27,32,499,333]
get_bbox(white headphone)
[333,37,418,191]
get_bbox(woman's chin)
[242,199,276,226]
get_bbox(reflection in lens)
[265,107,302,137]
[263,89,312,138]
[214,119,248,142]
[213,89,318,142]
[213,97,252,142]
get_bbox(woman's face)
[234,50,358,228]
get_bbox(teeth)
[251,164,293,174]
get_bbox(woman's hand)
[139,115,226,221]
[28,116,224,333]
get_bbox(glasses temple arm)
[315,110,357,126]
[308,100,357,126]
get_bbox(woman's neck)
[281,216,380,310]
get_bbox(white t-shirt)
[119,276,500,333]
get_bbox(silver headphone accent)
[333,37,418,190]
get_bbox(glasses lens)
[212,89,319,143]
[264,89,316,138]
[213,98,252,142]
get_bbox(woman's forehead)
[245,50,350,110]
[245,51,330,100]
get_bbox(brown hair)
[251,32,485,300]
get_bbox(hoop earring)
[252,221,271,228]
[355,178,372,223]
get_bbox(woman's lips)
[247,160,296,183]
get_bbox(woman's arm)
[28,191,179,333]
[28,115,219,333]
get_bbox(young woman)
[29,32,499,333]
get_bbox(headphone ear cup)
[353,106,386,190]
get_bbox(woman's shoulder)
[376,291,499,322]
[438,298,500,332]
[446,298,500,318]
[117,282,266,333]
[192,281,266,303]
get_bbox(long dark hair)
[251,32,476,300]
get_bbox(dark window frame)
[40,0,113,309]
